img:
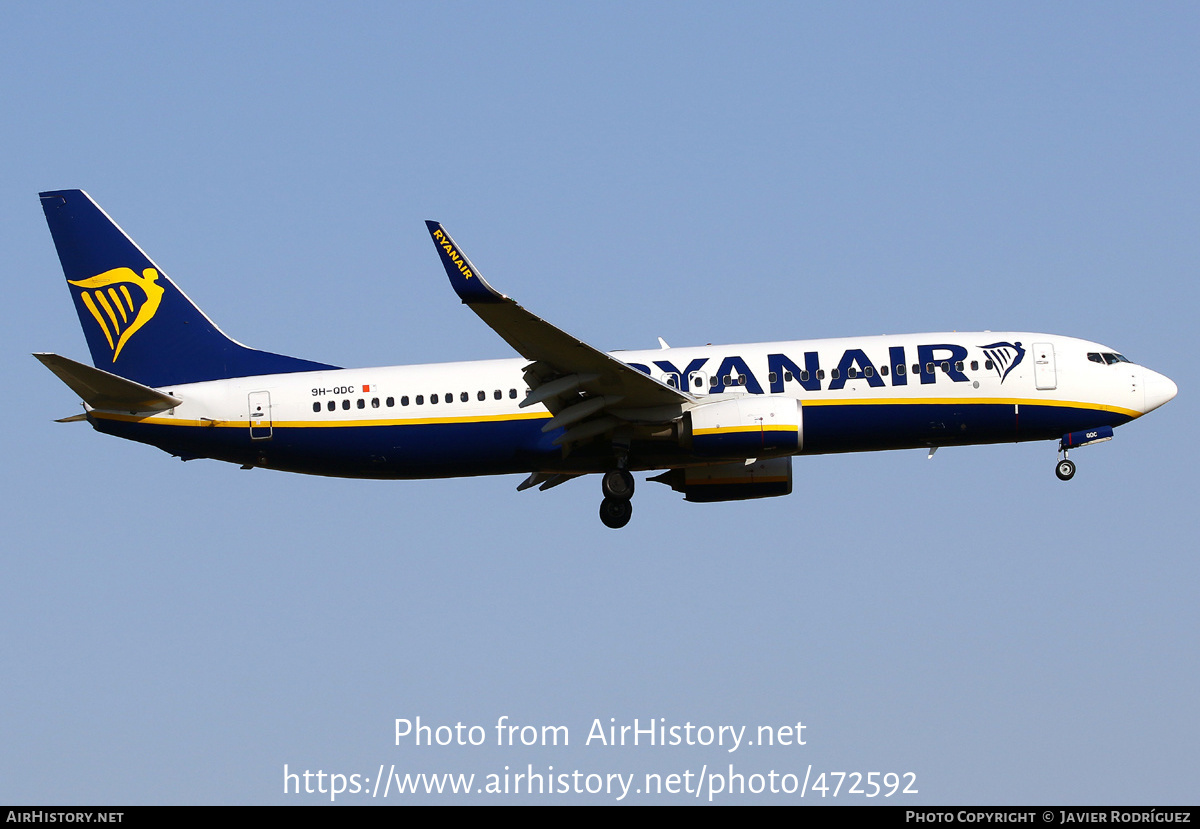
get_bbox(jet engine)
[650,457,793,502]
[681,396,802,458]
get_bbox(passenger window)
[817,369,825,380]
[431,394,439,404]
[985,360,994,370]
[416,395,424,405]
[509,389,517,399]
[461,391,469,402]
[372,398,380,408]
[912,364,920,375]
[312,402,321,413]
[831,368,840,380]
[864,366,874,378]
[954,361,964,372]
[327,401,335,411]
[445,392,453,402]
[738,375,746,386]
[710,376,718,387]
[342,399,350,410]
[799,370,809,381]
[768,372,778,383]
[722,375,732,386]
[494,390,502,400]
[970,360,979,371]
[925,363,934,374]
[847,367,857,378]
[897,365,906,376]
[784,371,793,382]
[880,365,888,376]
[357,399,365,409]
[478,390,485,401]
[940,361,950,373]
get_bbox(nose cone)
[1143,369,1178,414]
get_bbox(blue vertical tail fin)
[40,189,337,387]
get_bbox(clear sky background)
[3,3,1197,805]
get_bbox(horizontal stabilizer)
[34,352,182,413]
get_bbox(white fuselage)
[87,331,1175,479]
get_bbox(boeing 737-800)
[35,190,1177,528]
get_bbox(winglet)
[425,221,507,304]
[422,220,693,414]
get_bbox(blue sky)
[3,3,1197,804]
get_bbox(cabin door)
[1033,343,1057,390]
[248,391,273,440]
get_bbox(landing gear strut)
[1055,426,1113,481]
[599,468,635,529]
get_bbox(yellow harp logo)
[68,268,164,362]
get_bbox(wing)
[426,222,692,448]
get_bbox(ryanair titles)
[431,228,474,280]
[627,341,1025,394]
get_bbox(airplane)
[35,189,1178,529]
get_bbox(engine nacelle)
[650,457,793,503]
[683,396,802,458]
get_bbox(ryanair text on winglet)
[432,228,474,280]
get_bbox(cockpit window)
[1088,353,1104,364]
[1091,352,1132,365]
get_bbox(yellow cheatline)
[92,410,554,428]
[801,396,1140,419]
[90,398,1138,428]
[693,425,798,436]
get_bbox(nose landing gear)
[599,468,635,529]
[1054,426,1114,481]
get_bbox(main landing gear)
[599,469,635,529]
